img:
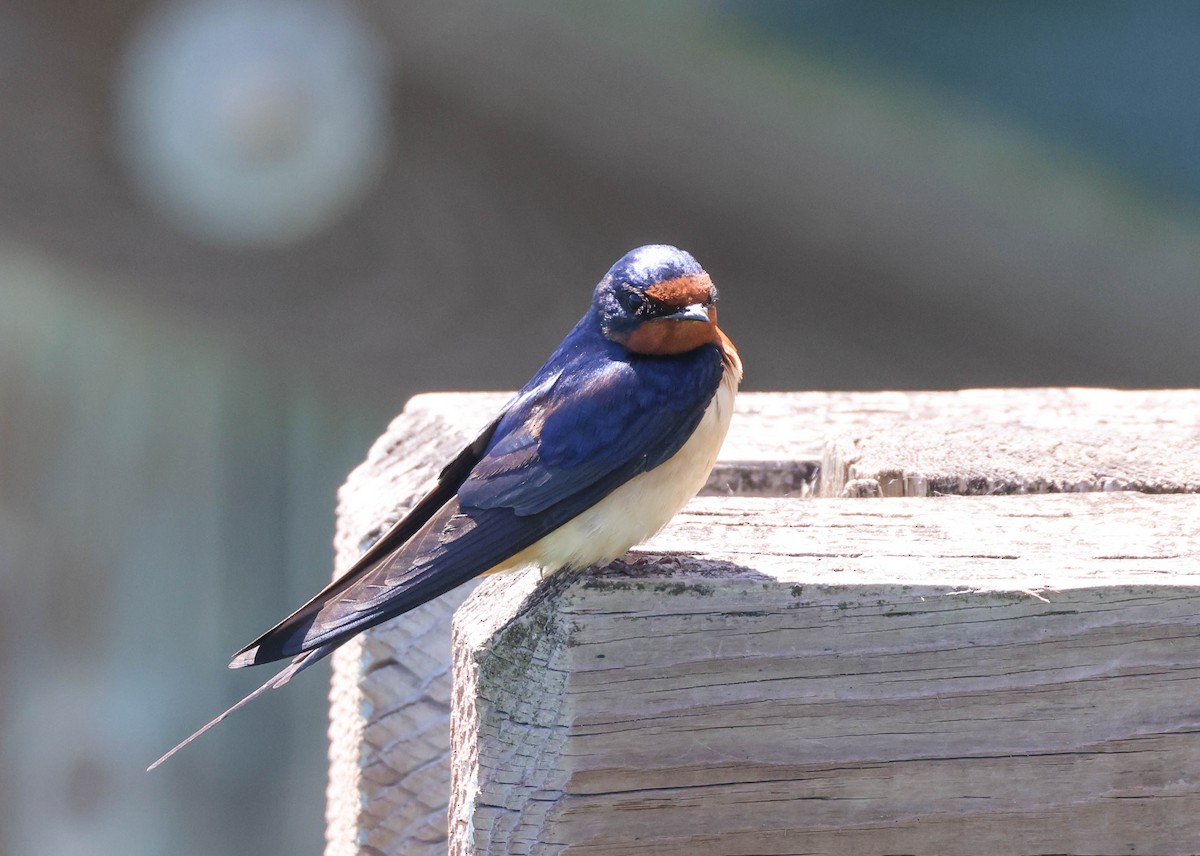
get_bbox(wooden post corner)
[330,389,1200,855]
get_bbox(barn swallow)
[150,244,741,769]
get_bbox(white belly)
[522,365,738,570]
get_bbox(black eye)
[618,288,645,314]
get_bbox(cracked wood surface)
[327,389,1200,856]
[450,493,1200,855]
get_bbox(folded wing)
[232,344,724,667]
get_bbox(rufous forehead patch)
[644,273,714,309]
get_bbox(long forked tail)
[147,643,336,771]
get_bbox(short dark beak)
[664,303,710,323]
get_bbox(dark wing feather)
[229,413,502,666]
[233,341,723,667]
[460,351,721,514]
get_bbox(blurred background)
[2,1,1198,853]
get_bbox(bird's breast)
[520,358,739,571]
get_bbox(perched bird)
[150,244,741,769]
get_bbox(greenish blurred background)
[2,1,1198,853]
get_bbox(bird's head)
[593,245,720,356]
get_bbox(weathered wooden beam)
[817,387,1200,497]
[327,389,1199,855]
[450,493,1200,855]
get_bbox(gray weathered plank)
[818,388,1200,497]
[328,389,1200,855]
[450,493,1200,855]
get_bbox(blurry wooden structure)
[328,389,1200,854]
[6,4,1200,397]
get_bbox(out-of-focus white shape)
[117,0,390,248]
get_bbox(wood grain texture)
[451,493,1200,855]
[328,389,1200,855]
[818,388,1200,498]
[327,396,502,856]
